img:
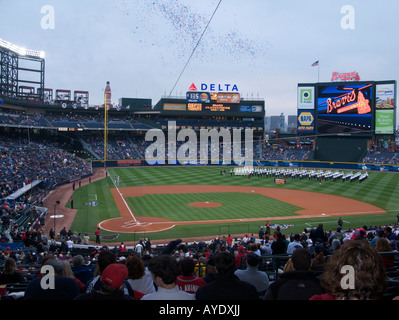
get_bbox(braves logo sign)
[331,71,360,82]
[326,85,372,115]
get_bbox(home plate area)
[122,220,153,229]
[99,216,177,233]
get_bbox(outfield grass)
[69,167,399,243]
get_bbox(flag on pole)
[311,60,319,67]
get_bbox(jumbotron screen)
[316,83,374,136]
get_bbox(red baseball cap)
[101,263,128,289]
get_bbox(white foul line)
[108,170,137,222]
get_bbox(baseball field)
[66,166,399,244]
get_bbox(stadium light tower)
[0,38,45,59]
[0,38,45,100]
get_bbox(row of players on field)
[225,167,369,183]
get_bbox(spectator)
[375,237,395,269]
[271,232,287,254]
[141,255,195,300]
[327,225,345,247]
[83,234,90,245]
[125,254,156,300]
[202,255,218,284]
[271,232,287,271]
[260,239,272,255]
[248,242,261,256]
[310,246,326,272]
[309,223,327,244]
[24,258,80,300]
[160,239,182,255]
[66,237,74,252]
[144,238,152,252]
[264,248,322,300]
[196,251,258,300]
[176,257,206,294]
[85,250,134,298]
[287,234,303,254]
[135,240,144,258]
[234,252,270,298]
[0,257,26,284]
[370,229,385,248]
[71,255,94,286]
[234,246,247,269]
[62,260,85,292]
[226,234,233,249]
[119,242,127,253]
[310,240,388,300]
[350,225,368,241]
[75,263,134,300]
[95,228,101,244]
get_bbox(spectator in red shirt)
[95,228,101,244]
[119,242,127,253]
[226,234,233,249]
[235,246,247,269]
[176,257,206,294]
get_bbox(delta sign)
[189,83,239,92]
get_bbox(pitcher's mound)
[189,201,222,208]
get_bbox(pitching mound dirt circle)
[189,201,222,208]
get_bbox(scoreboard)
[297,80,397,136]
[159,91,264,116]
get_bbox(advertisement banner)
[163,103,186,111]
[240,105,263,112]
[217,93,240,104]
[375,110,394,134]
[376,84,395,109]
[297,110,315,133]
[297,86,315,109]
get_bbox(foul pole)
[104,90,108,162]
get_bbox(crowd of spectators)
[0,108,152,131]
[1,106,398,164]
[83,133,146,160]
[0,219,398,301]
[0,134,91,196]
[363,149,399,164]
[0,133,92,248]
[260,144,312,161]
[84,134,316,164]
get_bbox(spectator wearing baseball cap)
[75,264,134,300]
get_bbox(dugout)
[313,137,368,162]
